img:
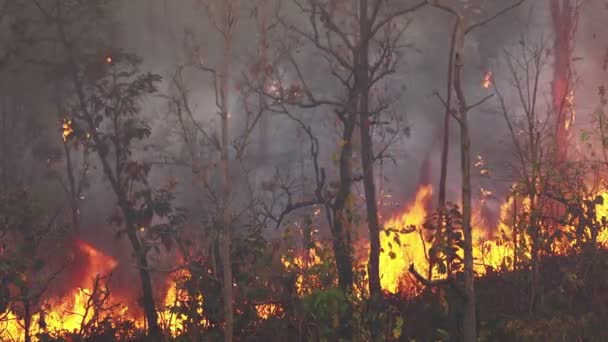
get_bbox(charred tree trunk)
[330,115,356,340]
[438,20,458,278]
[358,0,382,298]
[438,20,458,211]
[126,224,163,339]
[257,7,269,166]
[23,291,31,342]
[219,2,235,341]
[512,191,519,270]
[87,135,163,340]
[1,100,7,190]
[331,118,356,292]
[453,20,476,342]
[62,141,81,233]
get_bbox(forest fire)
[4,181,608,341]
[0,240,122,340]
[0,240,191,341]
[372,183,608,296]
[379,184,433,294]
[5,0,608,340]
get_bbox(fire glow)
[0,240,185,341]
[61,119,73,143]
[4,184,608,340]
[282,183,608,298]
[482,71,492,89]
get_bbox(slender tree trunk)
[23,292,31,342]
[1,100,7,190]
[438,21,458,277]
[257,6,269,166]
[358,0,382,298]
[332,118,356,291]
[458,111,476,342]
[453,20,476,342]
[528,195,540,313]
[63,142,81,233]
[219,2,235,340]
[331,117,356,340]
[512,191,518,270]
[438,20,458,210]
[125,227,163,339]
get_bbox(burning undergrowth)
[3,169,608,341]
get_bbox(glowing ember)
[62,119,74,143]
[475,154,489,176]
[281,245,322,296]
[255,303,284,320]
[482,71,492,89]
[267,81,280,97]
[565,90,575,130]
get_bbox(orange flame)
[379,185,433,294]
[0,240,123,341]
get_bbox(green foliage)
[301,288,352,342]
[423,204,464,277]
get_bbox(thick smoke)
[5,0,606,304]
[109,0,604,233]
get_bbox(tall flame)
[380,185,433,294]
[0,240,121,341]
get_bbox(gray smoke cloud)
[108,0,594,229]
[9,0,604,294]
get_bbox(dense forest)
[0,0,607,341]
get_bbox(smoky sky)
[6,0,606,270]
[104,1,608,229]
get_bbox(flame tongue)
[0,240,121,340]
[379,184,434,294]
[76,240,118,284]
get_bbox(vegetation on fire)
[2,0,608,341]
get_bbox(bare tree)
[264,0,424,297]
[494,37,552,312]
[217,2,236,340]
[168,1,273,339]
[424,1,526,340]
